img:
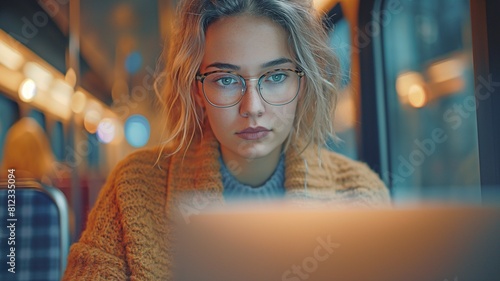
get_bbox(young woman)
[63,0,390,279]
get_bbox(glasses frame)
[196,68,305,108]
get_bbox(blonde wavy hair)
[1,117,55,180]
[158,0,340,156]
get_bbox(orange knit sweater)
[63,128,390,280]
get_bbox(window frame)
[469,0,500,197]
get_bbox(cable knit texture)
[63,126,391,280]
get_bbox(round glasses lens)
[203,73,243,106]
[259,70,300,105]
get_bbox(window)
[380,0,480,201]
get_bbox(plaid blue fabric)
[0,188,62,281]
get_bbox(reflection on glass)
[382,0,480,202]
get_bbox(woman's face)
[198,15,300,162]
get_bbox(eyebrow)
[261,58,293,68]
[205,57,294,71]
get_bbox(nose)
[239,79,265,118]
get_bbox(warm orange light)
[71,91,87,114]
[84,100,103,133]
[23,62,53,91]
[84,109,101,134]
[427,55,466,96]
[65,68,77,87]
[408,84,427,108]
[0,41,24,70]
[50,79,73,106]
[427,56,464,84]
[18,78,37,102]
[396,72,425,98]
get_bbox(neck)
[220,145,282,187]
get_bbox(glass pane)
[381,0,480,202]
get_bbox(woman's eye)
[216,76,238,86]
[266,73,287,83]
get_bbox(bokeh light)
[97,118,116,144]
[18,78,37,102]
[84,110,101,134]
[0,41,24,70]
[65,68,77,87]
[71,91,87,114]
[124,51,142,74]
[84,100,103,133]
[408,84,427,108]
[125,114,150,148]
[23,61,53,91]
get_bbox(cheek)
[268,103,297,133]
[204,107,236,131]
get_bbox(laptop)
[172,202,500,281]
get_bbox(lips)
[235,126,271,140]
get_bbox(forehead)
[201,15,294,71]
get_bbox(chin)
[233,142,278,160]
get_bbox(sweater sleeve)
[285,149,392,208]
[62,160,130,280]
[63,147,171,280]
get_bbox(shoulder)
[320,149,383,184]
[302,147,391,206]
[68,146,171,280]
[116,145,168,168]
[108,146,172,201]
[114,146,170,176]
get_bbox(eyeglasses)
[196,68,304,108]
